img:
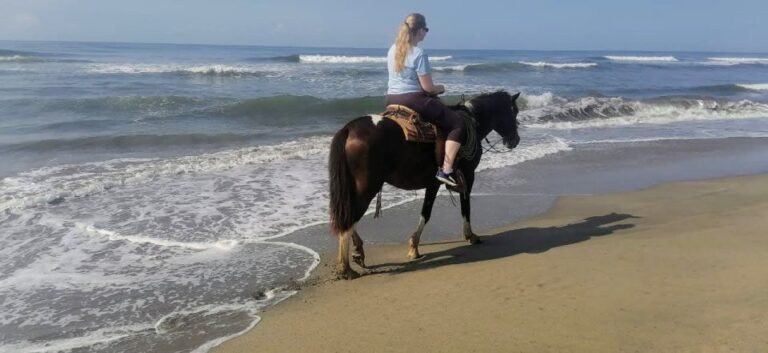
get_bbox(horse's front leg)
[408,181,440,259]
[460,172,481,244]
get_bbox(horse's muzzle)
[503,135,520,149]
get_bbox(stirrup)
[435,170,458,187]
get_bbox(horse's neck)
[476,123,493,141]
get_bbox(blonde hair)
[393,13,427,73]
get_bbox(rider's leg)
[443,140,461,173]
[436,118,465,186]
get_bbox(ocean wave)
[0,55,48,63]
[322,67,386,77]
[0,49,42,62]
[518,92,567,110]
[0,136,332,212]
[0,49,90,63]
[737,83,768,91]
[519,61,597,69]
[0,325,152,353]
[630,83,768,95]
[604,55,678,62]
[678,83,768,94]
[433,64,471,72]
[78,222,240,250]
[85,63,273,77]
[15,91,768,134]
[0,49,33,56]
[13,95,218,118]
[521,94,768,129]
[683,84,758,94]
[298,54,452,64]
[9,94,386,123]
[299,55,387,64]
[215,95,384,119]
[246,54,301,62]
[0,133,264,153]
[708,57,768,65]
[436,61,596,73]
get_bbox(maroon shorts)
[385,92,465,143]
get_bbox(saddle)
[382,104,438,143]
[378,104,476,195]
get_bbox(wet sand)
[215,173,768,353]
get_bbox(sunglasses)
[423,27,429,33]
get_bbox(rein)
[482,137,507,154]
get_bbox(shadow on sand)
[364,212,639,276]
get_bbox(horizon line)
[1,38,766,55]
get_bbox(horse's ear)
[511,92,521,101]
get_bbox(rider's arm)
[418,74,445,95]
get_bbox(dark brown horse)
[328,90,521,279]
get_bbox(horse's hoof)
[336,268,360,280]
[466,234,482,244]
[352,255,366,268]
[407,250,422,260]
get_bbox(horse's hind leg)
[337,226,360,279]
[408,181,440,259]
[337,187,377,278]
[351,229,366,268]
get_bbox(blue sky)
[1,0,766,52]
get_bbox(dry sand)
[215,174,768,353]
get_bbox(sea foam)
[520,61,597,69]
[298,54,452,64]
[434,61,596,72]
[604,55,678,62]
[86,63,272,76]
[522,95,768,129]
[737,83,768,91]
[708,57,768,65]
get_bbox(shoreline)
[214,171,768,352]
[278,136,768,254]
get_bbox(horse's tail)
[328,125,356,236]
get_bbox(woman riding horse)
[327,13,521,279]
[385,13,464,187]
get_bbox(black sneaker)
[435,170,458,187]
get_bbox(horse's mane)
[453,90,514,115]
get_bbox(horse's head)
[463,90,521,149]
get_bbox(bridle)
[461,97,515,154]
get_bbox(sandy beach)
[215,173,768,353]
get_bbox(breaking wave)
[434,61,596,73]
[604,56,679,62]
[0,55,48,63]
[0,49,91,63]
[297,54,452,64]
[520,93,768,129]
[519,61,597,69]
[737,83,768,91]
[85,64,273,77]
[707,57,768,65]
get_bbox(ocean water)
[1,40,768,352]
